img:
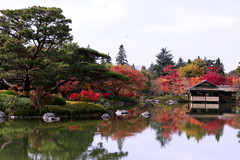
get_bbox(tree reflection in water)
[80,142,128,160]
[0,105,240,159]
[150,106,240,145]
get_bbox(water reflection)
[0,104,239,159]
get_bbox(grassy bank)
[0,92,105,117]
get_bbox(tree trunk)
[23,76,30,97]
[2,78,18,91]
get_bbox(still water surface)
[0,104,239,160]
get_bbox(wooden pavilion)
[186,80,237,109]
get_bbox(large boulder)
[43,113,60,123]
[0,111,6,118]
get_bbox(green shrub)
[42,102,105,116]
[0,93,9,110]
[155,95,188,102]
[96,97,114,104]
[1,90,18,95]
[7,105,39,116]
[42,105,72,115]
[64,102,105,114]
[51,95,66,106]
[112,96,138,104]
[0,93,105,116]
[0,93,33,112]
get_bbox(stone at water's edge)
[0,111,6,118]
[141,111,150,118]
[43,113,60,123]
[101,113,111,120]
[43,113,56,119]
[115,110,129,116]
[104,102,111,107]
[167,100,178,104]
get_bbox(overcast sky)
[1,0,240,72]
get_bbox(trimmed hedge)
[51,95,66,106]
[42,105,72,115]
[111,96,138,104]
[0,93,105,116]
[7,105,39,116]
[64,101,105,114]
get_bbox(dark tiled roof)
[186,80,237,92]
[186,80,219,91]
[217,85,237,92]
[187,87,225,91]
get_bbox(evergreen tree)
[203,57,215,67]
[187,59,192,64]
[154,47,174,77]
[148,62,158,78]
[175,57,186,68]
[116,44,128,65]
[214,58,225,75]
[0,7,127,94]
[236,62,240,74]
[0,6,72,95]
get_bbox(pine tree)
[187,59,192,64]
[154,47,174,77]
[204,57,215,67]
[175,57,186,68]
[214,58,225,75]
[116,44,128,65]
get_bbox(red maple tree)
[203,66,232,85]
[103,65,147,95]
[157,65,185,95]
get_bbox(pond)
[0,104,239,160]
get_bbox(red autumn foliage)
[103,65,147,95]
[118,93,135,97]
[69,93,81,101]
[204,119,225,135]
[69,90,100,102]
[59,80,79,95]
[156,65,185,95]
[102,93,111,98]
[202,66,233,85]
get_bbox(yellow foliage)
[180,64,204,78]
[66,101,81,105]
